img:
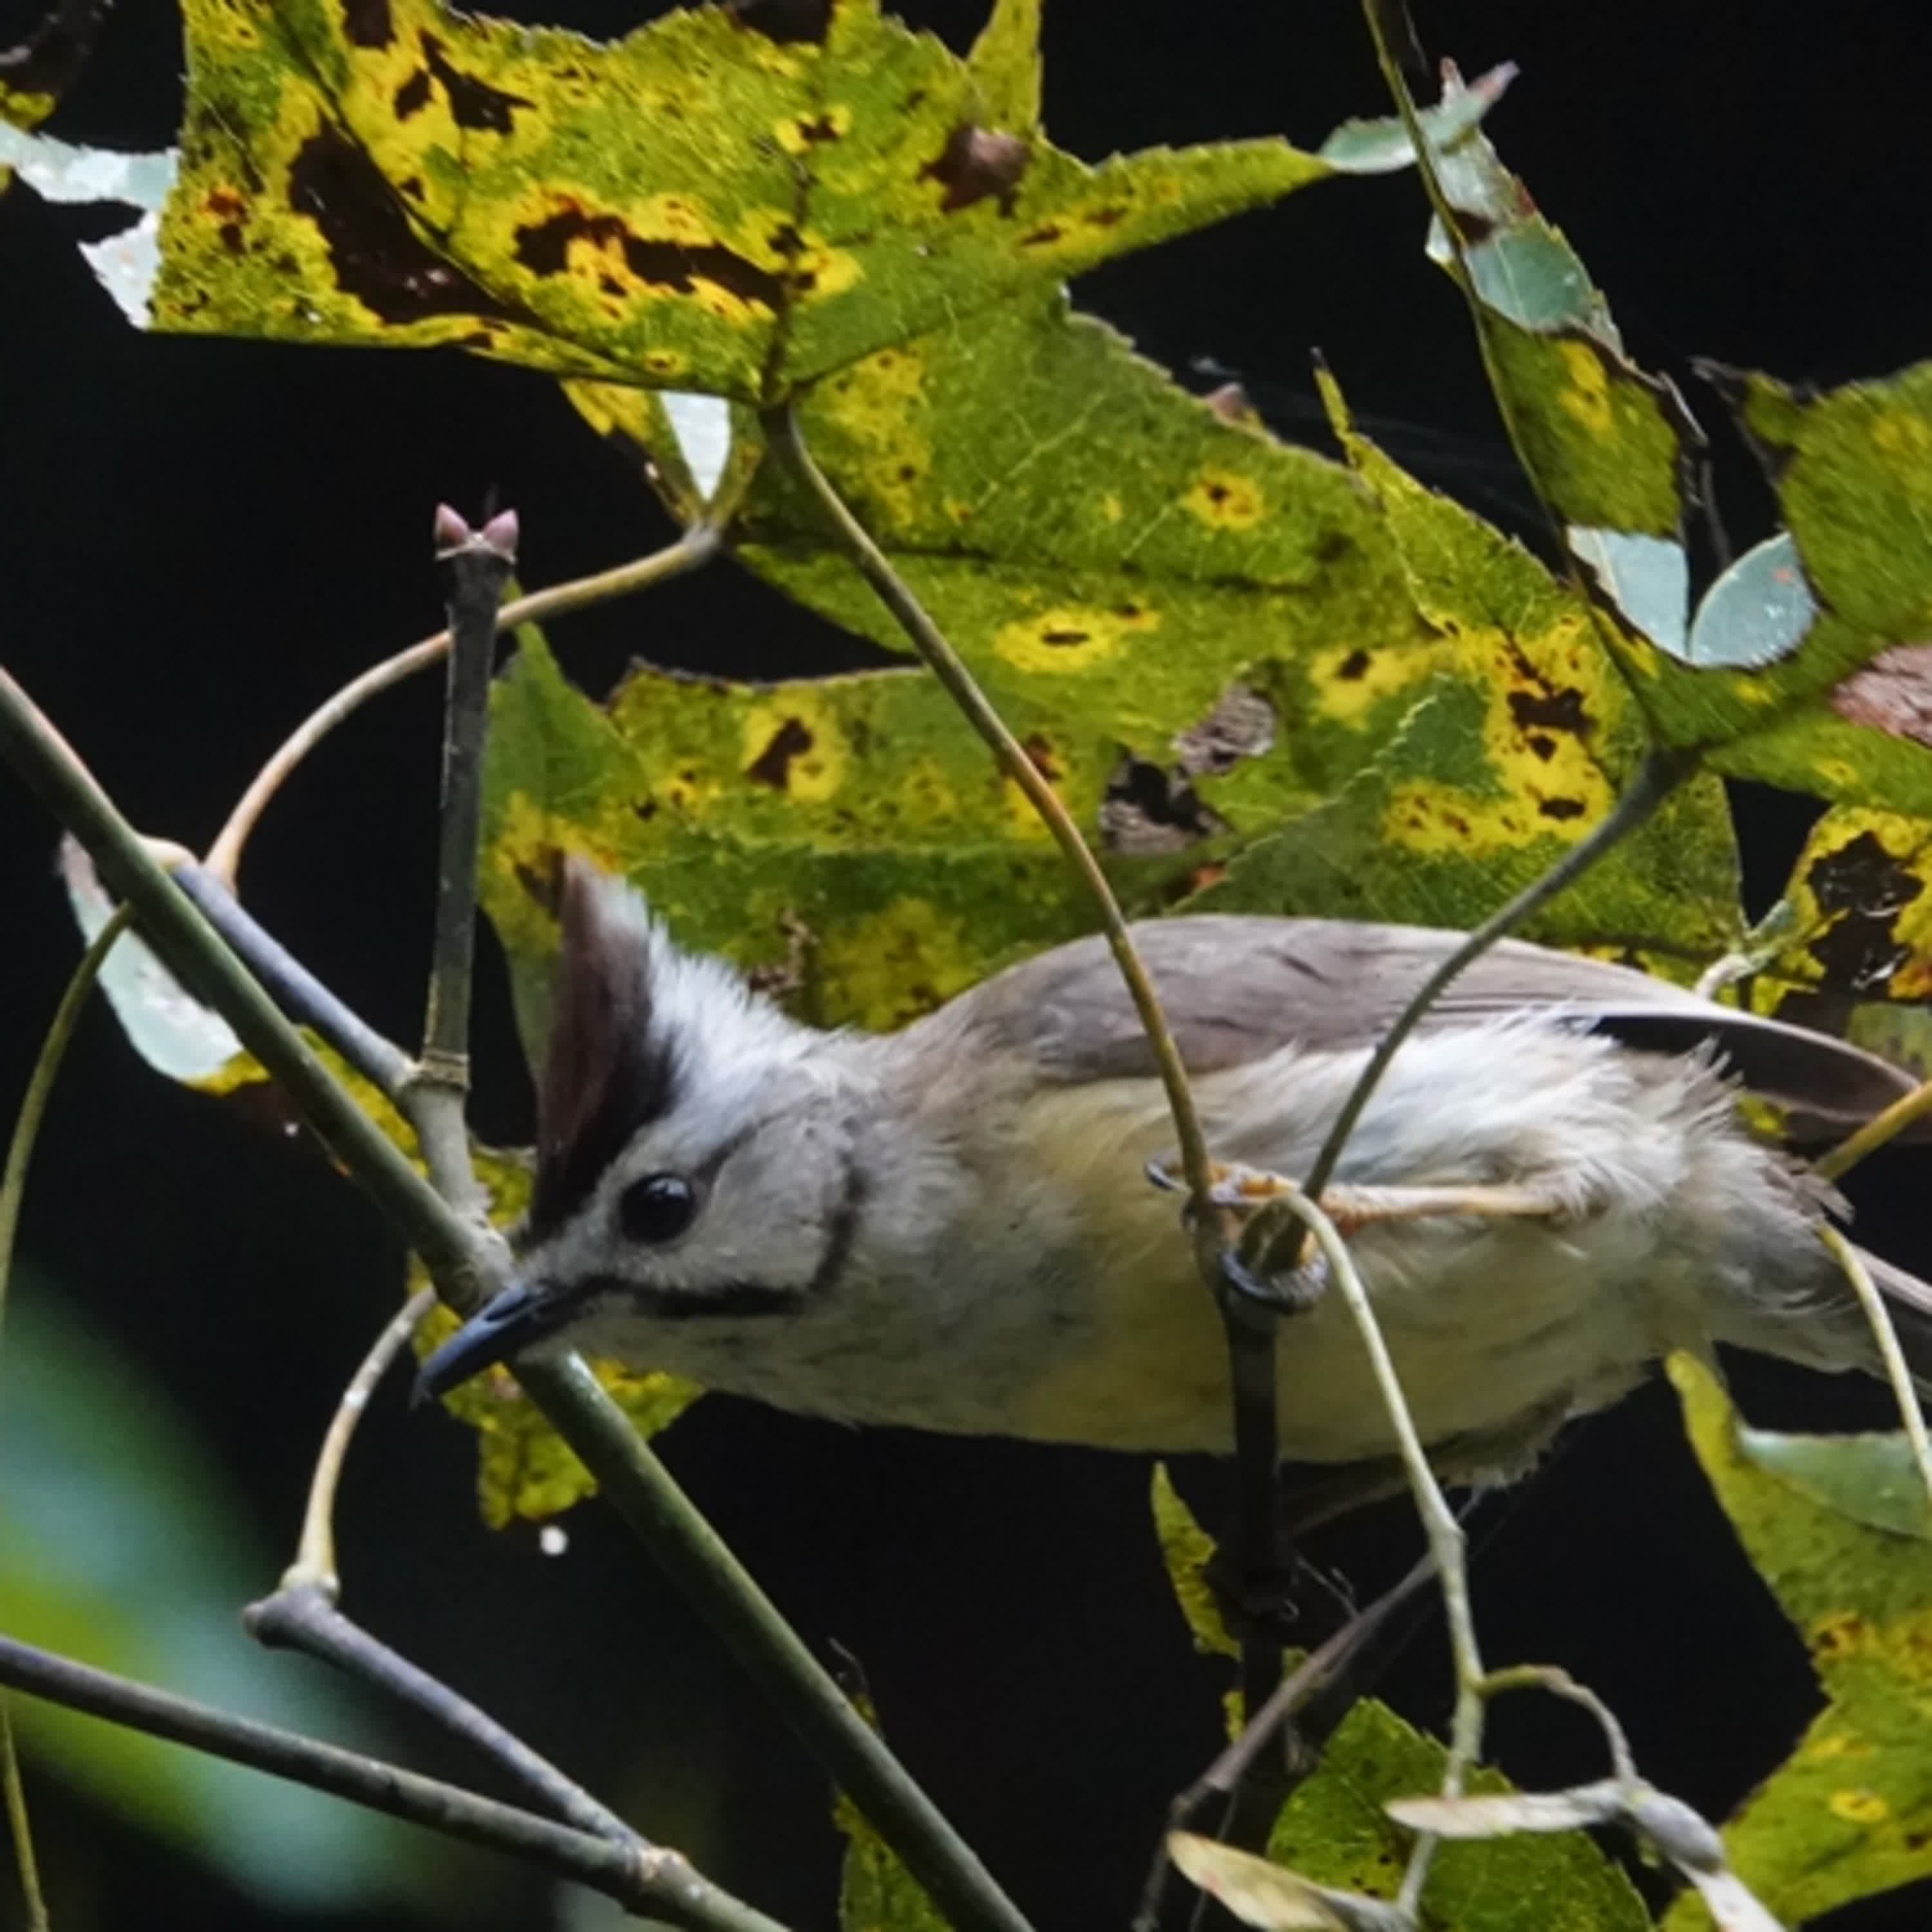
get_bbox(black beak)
[412,1280,564,1406]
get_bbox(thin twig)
[0,662,1035,1932]
[761,402,1284,1737]
[759,406,1219,1215]
[1475,1664,1638,1785]
[1814,1074,1932,1183]
[167,861,414,1097]
[1818,1226,1932,1510]
[286,1287,436,1596]
[203,524,727,887]
[0,1633,786,1932]
[1,905,131,1332]
[1226,1177,1484,1922]
[1139,1551,1437,1932]
[1,1700,48,1932]
[246,1581,639,1845]
[255,1279,641,1842]
[0,902,133,1932]
[1303,746,1694,1203]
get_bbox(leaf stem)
[0,1633,786,1932]
[1303,746,1694,1203]
[1817,1226,1932,1512]
[203,524,726,889]
[285,1287,436,1596]
[0,895,136,1932]
[0,904,130,1336]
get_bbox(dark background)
[3,0,1930,1926]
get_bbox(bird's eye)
[618,1173,698,1245]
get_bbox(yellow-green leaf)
[1151,1463,1238,1661]
[153,0,1336,399]
[1664,1353,1932,1928]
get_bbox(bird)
[417,857,1932,1509]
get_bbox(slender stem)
[759,405,1218,1222]
[0,663,492,1307]
[1,904,130,1334]
[762,404,1283,1743]
[0,1634,786,1932]
[0,661,1033,1932]
[1475,1665,1637,1786]
[516,1353,1035,1932]
[287,1287,436,1594]
[246,1582,639,1846]
[1231,1177,1484,1921]
[167,862,413,1097]
[0,900,133,1932]
[203,525,725,887]
[1815,1074,1932,1182]
[1,1700,48,1932]
[1303,746,1694,1202]
[1818,1226,1932,1510]
[1140,1549,1438,1932]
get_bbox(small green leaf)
[1737,1425,1932,1541]
[1272,1698,1652,1931]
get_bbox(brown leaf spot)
[1086,205,1126,227]
[1038,627,1090,647]
[1537,796,1586,820]
[1506,687,1590,735]
[1176,682,1275,776]
[1021,733,1061,785]
[289,124,518,323]
[419,32,533,135]
[1336,648,1372,681]
[790,113,840,145]
[1019,222,1063,247]
[513,205,784,310]
[1830,643,1932,748]
[746,717,814,790]
[922,123,1032,215]
[1528,734,1556,761]
[1806,830,1922,993]
[341,0,394,47]
[393,67,431,119]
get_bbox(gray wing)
[954,914,1922,1143]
